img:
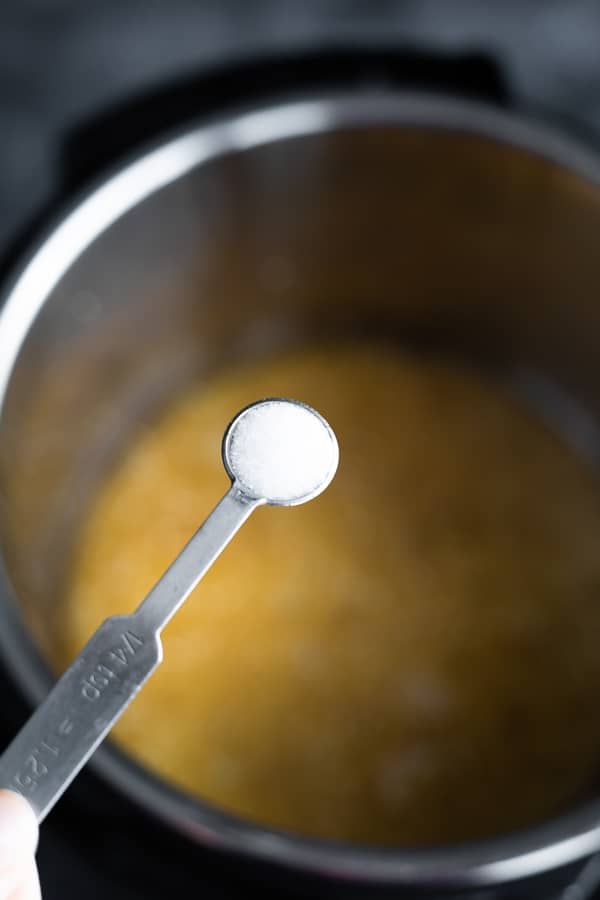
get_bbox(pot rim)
[2,89,600,888]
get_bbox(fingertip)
[0,791,38,855]
[9,861,41,900]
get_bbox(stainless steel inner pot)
[2,91,600,894]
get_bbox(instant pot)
[2,46,600,900]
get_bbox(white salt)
[225,399,338,505]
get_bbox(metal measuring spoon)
[0,398,339,822]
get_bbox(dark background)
[3,1,600,897]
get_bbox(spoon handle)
[0,485,259,822]
[136,486,260,633]
[0,613,161,822]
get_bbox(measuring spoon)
[0,398,339,821]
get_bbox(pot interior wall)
[2,119,600,713]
